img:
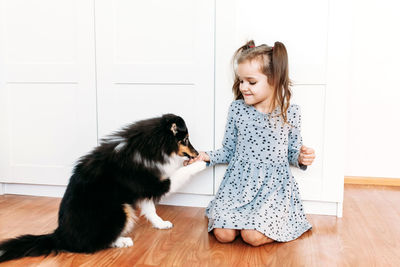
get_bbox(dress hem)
[207,220,312,242]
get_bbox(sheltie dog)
[0,114,206,263]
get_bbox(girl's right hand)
[184,151,210,166]
[299,146,315,166]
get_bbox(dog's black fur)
[0,114,199,263]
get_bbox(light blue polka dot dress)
[206,100,312,242]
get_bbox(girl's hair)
[232,40,292,123]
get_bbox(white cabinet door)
[0,0,97,185]
[215,0,344,209]
[290,85,326,201]
[95,0,215,194]
[215,0,329,201]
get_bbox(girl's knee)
[213,228,238,243]
[241,230,274,246]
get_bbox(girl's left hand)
[298,146,315,166]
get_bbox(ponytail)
[271,42,291,123]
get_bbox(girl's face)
[237,60,274,110]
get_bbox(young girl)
[191,40,315,246]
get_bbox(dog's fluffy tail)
[0,233,57,263]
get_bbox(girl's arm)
[205,102,238,166]
[287,105,307,170]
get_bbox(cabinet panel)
[113,0,195,64]
[9,84,80,166]
[4,0,77,64]
[95,0,215,194]
[291,85,325,200]
[0,0,97,185]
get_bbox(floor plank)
[0,184,400,266]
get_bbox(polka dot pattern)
[205,100,312,242]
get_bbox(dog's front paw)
[153,220,173,229]
[187,161,207,173]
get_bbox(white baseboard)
[0,183,342,216]
[303,200,341,217]
[4,183,67,198]
[0,183,4,195]
[336,202,343,217]
[160,193,342,217]
[160,193,214,208]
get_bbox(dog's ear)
[170,123,178,136]
[170,121,187,136]
[162,114,187,136]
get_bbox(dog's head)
[162,114,199,159]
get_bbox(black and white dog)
[0,114,206,263]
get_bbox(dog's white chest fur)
[158,154,186,178]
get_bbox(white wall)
[345,0,400,178]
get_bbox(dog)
[0,114,207,263]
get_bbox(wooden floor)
[1,184,400,266]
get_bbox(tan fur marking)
[122,204,137,236]
[178,143,197,158]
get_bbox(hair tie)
[249,45,255,48]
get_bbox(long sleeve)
[287,105,307,170]
[206,102,238,166]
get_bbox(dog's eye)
[182,137,189,145]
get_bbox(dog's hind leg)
[121,204,137,236]
[111,237,134,248]
[139,199,173,229]
[110,204,137,248]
